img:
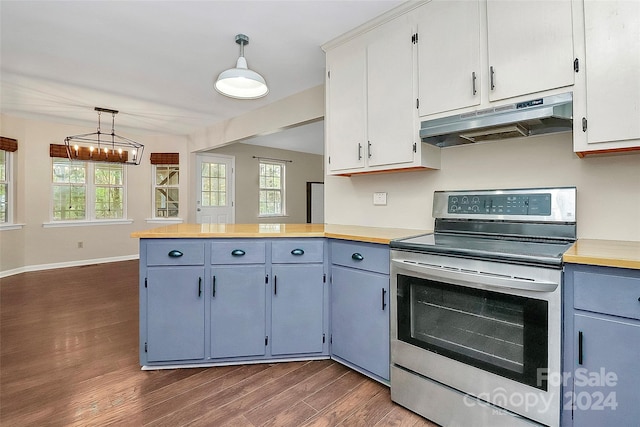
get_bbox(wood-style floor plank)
[1,260,437,426]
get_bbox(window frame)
[0,150,13,225]
[258,160,286,217]
[152,163,180,219]
[47,158,130,226]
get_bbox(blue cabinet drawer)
[330,240,389,274]
[146,241,205,266]
[211,240,266,264]
[574,269,640,321]
[272,239,324,264]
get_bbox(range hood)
[420,92,573,147]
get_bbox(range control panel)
[447,193,552,216]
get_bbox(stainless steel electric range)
[390,187,576,427]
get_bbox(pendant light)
[215,34,269,99]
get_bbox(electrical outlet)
[77,241,83,249]
[373,192,387,206]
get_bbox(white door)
[196,154,235,224]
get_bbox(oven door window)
[397,274,548,390]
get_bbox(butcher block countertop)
[563,239,640,270]
[131,223,429,245]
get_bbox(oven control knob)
[471,205,479,212]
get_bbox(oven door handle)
[391,259,558,292]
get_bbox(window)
[259,161,285,216]
[0,150,10,223]
[154,164,179,218]
[201,162,226,207]
[51,159,126,221]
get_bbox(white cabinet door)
[367,16,416,168]
[582,0,640,146]
[486,0,574,102]
[326,38,367,173]
[417,0,481,116]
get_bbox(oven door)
[390,251,561,427]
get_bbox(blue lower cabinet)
[146,267,206,362]
[563,264,640,426]
[211,266,267,359]
[331,265,390,381]
[271,264,325,356]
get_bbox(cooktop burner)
[390,232,575,267]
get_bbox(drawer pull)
[352,253,364,261]
[168,250,183,258]
[231,249,246,257]
[291,248,305,256]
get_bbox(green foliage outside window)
[259,162,284,216]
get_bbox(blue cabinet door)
[271,264,325,356]
[331,265,389,380]
[210,266,267,358]
[572,313,640,426]
[146,267,205,362]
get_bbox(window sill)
[145,218,184,224]
[0,223,25,231]
[42,219,134,228]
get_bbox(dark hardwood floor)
[1,261,436,426]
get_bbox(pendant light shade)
[215,34,269,99]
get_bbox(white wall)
[0,114,189,274]
[325,132,640,241]
[208,143,324,224]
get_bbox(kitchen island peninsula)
[131,223,427,383]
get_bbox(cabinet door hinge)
[323,274,326,283]
[265,274,269,284]
[582,117,587,132]
[145,277,147,288]
[413,143,417,153]
[144,342,148,352]
[574,58,579,73]
[323,333,326,344]
[265,336,269,346]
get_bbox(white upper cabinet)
[366,16,417,168]
[416,0,482,116]
[325,37,367,173]
[416,0,574,119]
[325,11,440,176]
[486,0,574,102]
[572,0,640,155]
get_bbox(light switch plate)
[373,192,387,206]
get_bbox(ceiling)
[1,0,403,154]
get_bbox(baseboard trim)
[0,255,140,278]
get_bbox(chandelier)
[64,107,144,165]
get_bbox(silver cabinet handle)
[490,66,495,91]
[472,71,477,96]
[358,143,362,160]
[368,141,372,159]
